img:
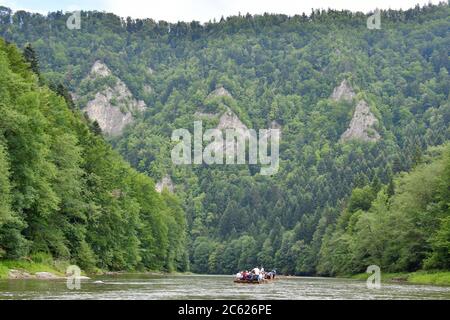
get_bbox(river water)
[1,274,449,300]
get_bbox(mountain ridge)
[0,3,448,275]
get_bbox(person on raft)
[235,267,275,281]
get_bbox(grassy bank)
[0,264,9,279]
[0,254,69,279]
[350,271,450,286]
[0,254,182,279]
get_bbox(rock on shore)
[8,269,90,280]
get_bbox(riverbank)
[349,271,450,286]
[0,257,190,280]
[2,258,449,287]
[2,274,450,300]
[0,259,68,280]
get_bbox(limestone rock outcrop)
[155,175,175,193]
[331,79,356,102]
[207,86,232,99]
[340,100,381,142]
[83,61,146,136]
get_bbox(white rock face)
[211,108,251,156]
[201,84,251,157]
[83,61,146,136]
[340,100,381,142]
[208,86,232,99]
[194,111,218,119]
[9,269,32,279]
[35,272,62,280]
[217,108,248,133]
[90,60,112,77]
[86,91,134,136]
[331,79,356,102]
[155,175,174,193]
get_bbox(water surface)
[1,274,449,300]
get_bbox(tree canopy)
[0,39,187,272]
[0,3,449,274]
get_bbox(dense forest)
[0,39,187,272]
[0,2,449,275]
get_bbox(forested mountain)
[318,145,450,275]
[0,2,449,275]
[0,39,187,272]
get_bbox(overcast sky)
[2,0,443,22]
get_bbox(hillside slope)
[0,3,449,274]
[0,39,187,272]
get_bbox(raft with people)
[234,267,276,284]
[233,278,264,284]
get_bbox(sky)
[1,0,444,22]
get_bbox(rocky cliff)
[331,79,356,102]
[155,175,175,193]
[207,86,232,99]
[83,61,146,136]
[216,108,249,133]
[340,100,381,142]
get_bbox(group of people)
[235,267,276,282]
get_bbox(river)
[1,274,449,300]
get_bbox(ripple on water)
[1,275,450,300]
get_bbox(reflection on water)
[1,274,450,300]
